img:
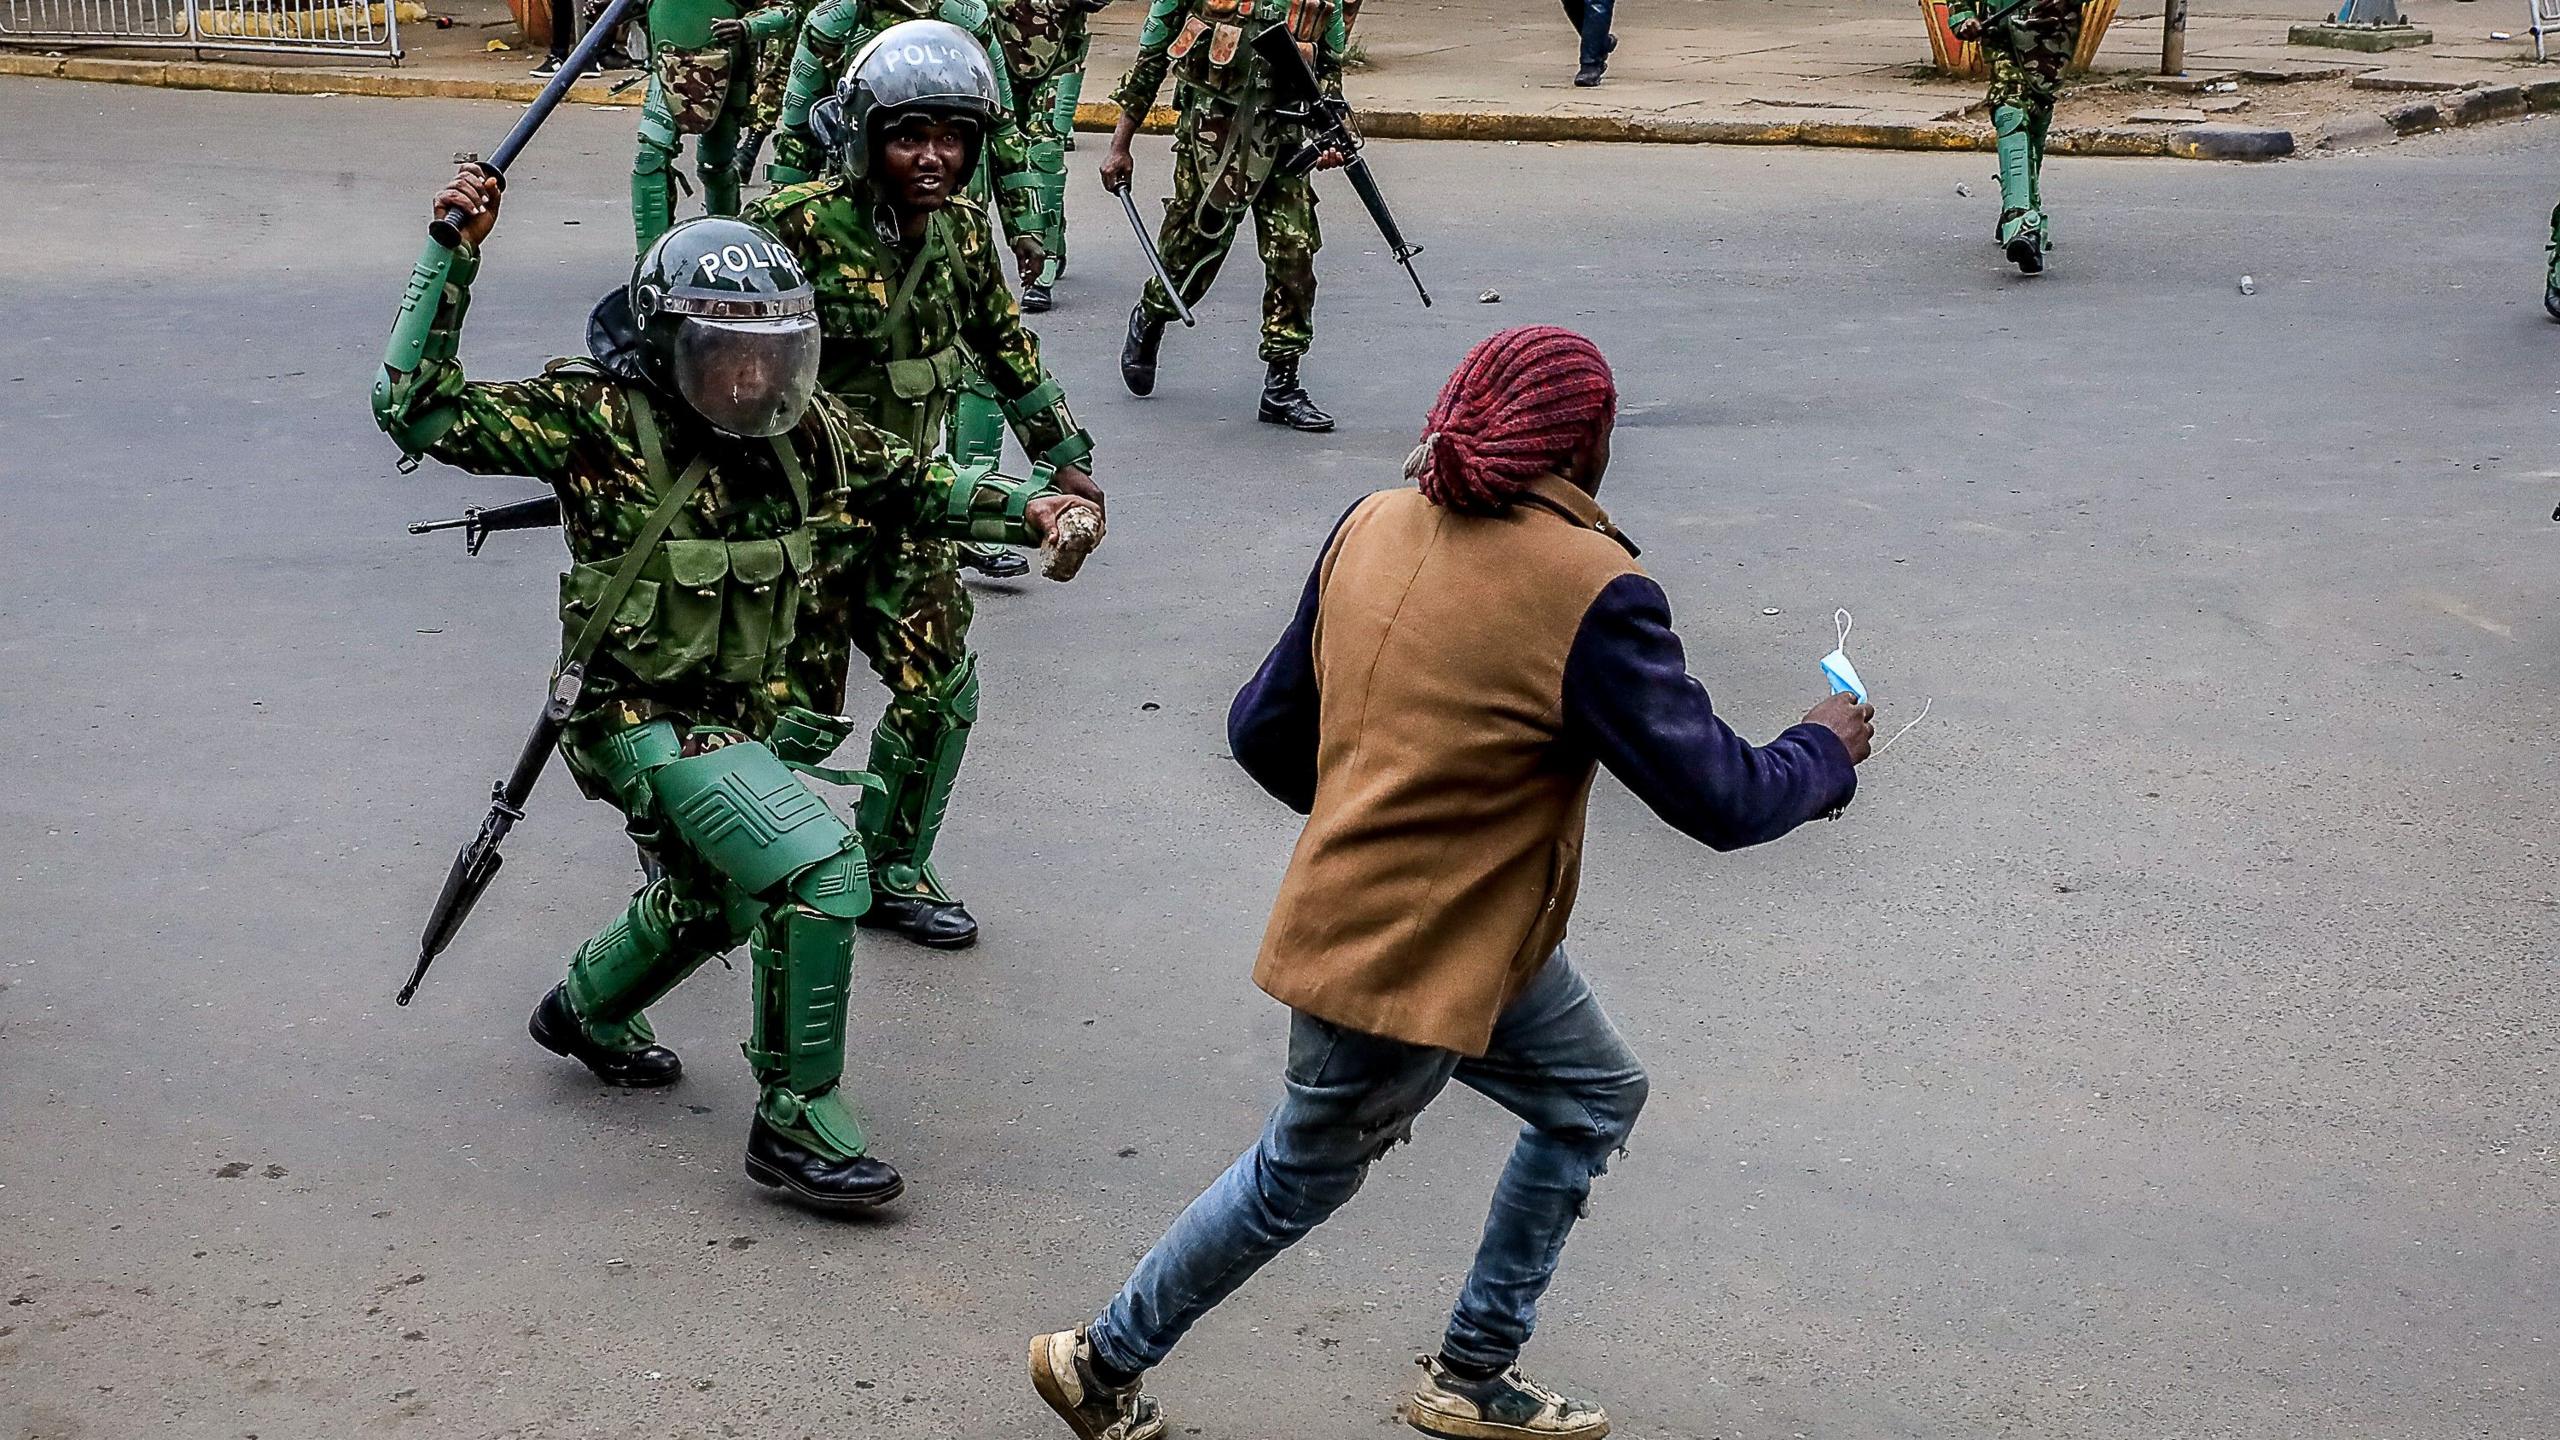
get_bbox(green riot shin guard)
[699,122,744,218]
[860,654,978,900]
[1992,104,2043,270]
[744,864,872,1159]
[634,126,681,252]
[1050,65,1084,152]
[563,878,735,1050]
[950,368,1007,470]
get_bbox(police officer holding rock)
[744,21,1104,949]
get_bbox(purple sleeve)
[1225,501,1362,814]
[1561,573,1857,851]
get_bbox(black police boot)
[744,1115,905,1211]
[957,542,1032,579]
[1258,358,1334,432]
[1121,305,1165,396]
[528,983,683,1088]
[859,889,980,949]
[1021,280,1055,313]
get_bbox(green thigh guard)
[654,739,867,908]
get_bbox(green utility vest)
[555,390,821,692]
[826,210,970,456]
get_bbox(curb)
[4,48,2552,158]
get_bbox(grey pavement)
[2,77,2556,1440]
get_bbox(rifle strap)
[882,211,948,352]
[560,390,711,677]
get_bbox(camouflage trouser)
[1981,0,2082,120]
[1141,104,1321,363]
[782,539,975,883]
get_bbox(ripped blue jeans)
[1086,950,1650,1377]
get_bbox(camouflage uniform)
[1952,0,2081,260]
[1965,0,2080,115]
[634,0,806,249]
[745,179,1092,909]
[767,0,1042,251]
[376,241,1056,1164]
[996,0,1104,285]
[1112,0,1346,362]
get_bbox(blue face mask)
[1820,608,1868,702]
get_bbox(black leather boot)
[528,983,683,1088]
[858,889,980,949]
[1258,358,1333,432]
[1020,280,1054,313]
[956,542,1031,579]
[1121,304,1165,396]
[744,1115,905,1211]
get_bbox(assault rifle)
[1251,20,1431,307]
[408,495,563,555]
[398,667,583,1005]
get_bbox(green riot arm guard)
[931,459,1046,546]
[776,0,866,168]
[995,374,1093,471]
[744,0,799,38]
[372,238,476,460]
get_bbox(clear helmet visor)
[668,315,822,438]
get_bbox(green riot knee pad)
[652,740,858,900]
[949,372,1006,470]
[634,126,681,252]
[563,875,737,1049]
[861,653,978,898]
[743,880,871,1159]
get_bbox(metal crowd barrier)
[1,0,406,61]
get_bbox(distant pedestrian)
[533,0,580,75]
[1027,325,1873,1440]
[1561,0,1616,86]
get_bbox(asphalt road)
[2,78,2554,1440]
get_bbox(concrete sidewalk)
[6,0,2559,154]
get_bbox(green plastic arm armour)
[372,238,475,458]
[930,459,1067,545]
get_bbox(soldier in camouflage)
[1102,0,1349,432]
[996,0,1116,312]
[373,165,1101,1211]
[766,0,1054,581]
[1948,0,2082,275]
[632,0,806,249]
[744,22,1104,950]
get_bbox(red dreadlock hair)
[1404,326,1617,515]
